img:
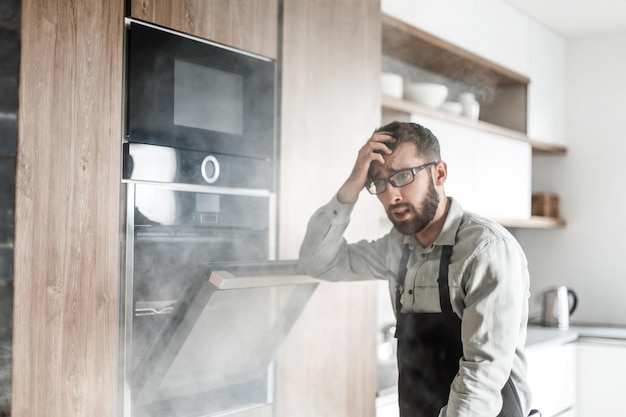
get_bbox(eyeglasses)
[365,161,439,195]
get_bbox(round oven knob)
[201,155,220,184]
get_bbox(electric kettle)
[542,286,578,329]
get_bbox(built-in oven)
[119,18,315,417]
[119,141,290,416]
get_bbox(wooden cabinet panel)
[279,0,382,259]
[275,281,379,417]
[277,1,381,416]
[129,0,278,59]
[13,0,124,416]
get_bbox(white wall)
[515,34,626,326]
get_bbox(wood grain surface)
[12,0,124,416]
[277,1,381,416]
[130,0,278,59]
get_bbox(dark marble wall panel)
[0,1,19,156]
[0,0,19,414]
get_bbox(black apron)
[394,244,524,417]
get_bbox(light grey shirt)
[299,196,532,417]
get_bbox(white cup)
[381,73,404,99]
[457,92,480,120]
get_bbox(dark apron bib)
[394,245,523,417]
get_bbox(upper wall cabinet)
[381,13,566,155]
[129,0,278,59]
[381,0,532,77]
[527,19,567,147]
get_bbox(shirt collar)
[435,197,462,246]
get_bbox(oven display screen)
[195,193,220,213]
[173,59,244,135]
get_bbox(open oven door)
[130,261,319,417]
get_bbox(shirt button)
[408,289,413,295]
[332,210,338,215]
[421,253,427,258]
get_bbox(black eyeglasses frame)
[365,161,439,195]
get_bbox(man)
[299,121,532,417]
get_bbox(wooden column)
[277,1,381,416]
[12,0,124,416]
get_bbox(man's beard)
[386,181,439,235]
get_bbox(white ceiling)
[502,0,626,39]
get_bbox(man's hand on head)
[337,132,396,204]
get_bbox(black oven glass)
[173,61,244,135]
[131,184,271,302]
[126,20,276,160]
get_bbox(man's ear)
[434,161,447,185]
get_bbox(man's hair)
[374,121,441,162]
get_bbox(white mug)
[457,92,479,120]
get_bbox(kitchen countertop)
[526,323,626,349]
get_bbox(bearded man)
[299,121,534,417]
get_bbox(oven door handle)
[201,154,220,184]
[209,270,320,290]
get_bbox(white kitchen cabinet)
[376,393,399,417]
[525,342,577,417]
[381,0,478,56]
[381,0,531,77]
[577,339,626,417]
[410,114,532,220]
[474,0,531,76]
[527,19,567,147]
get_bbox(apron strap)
[395,244,412,314]
[437,245,454,313]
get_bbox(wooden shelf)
[493,216,566,229]
[382,95,567,154]
[382,14,530,87]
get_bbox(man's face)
[370,141,440,235]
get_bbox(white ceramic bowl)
[381,72,404,99]
[439,101,463,115]
[404,82,449,108]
